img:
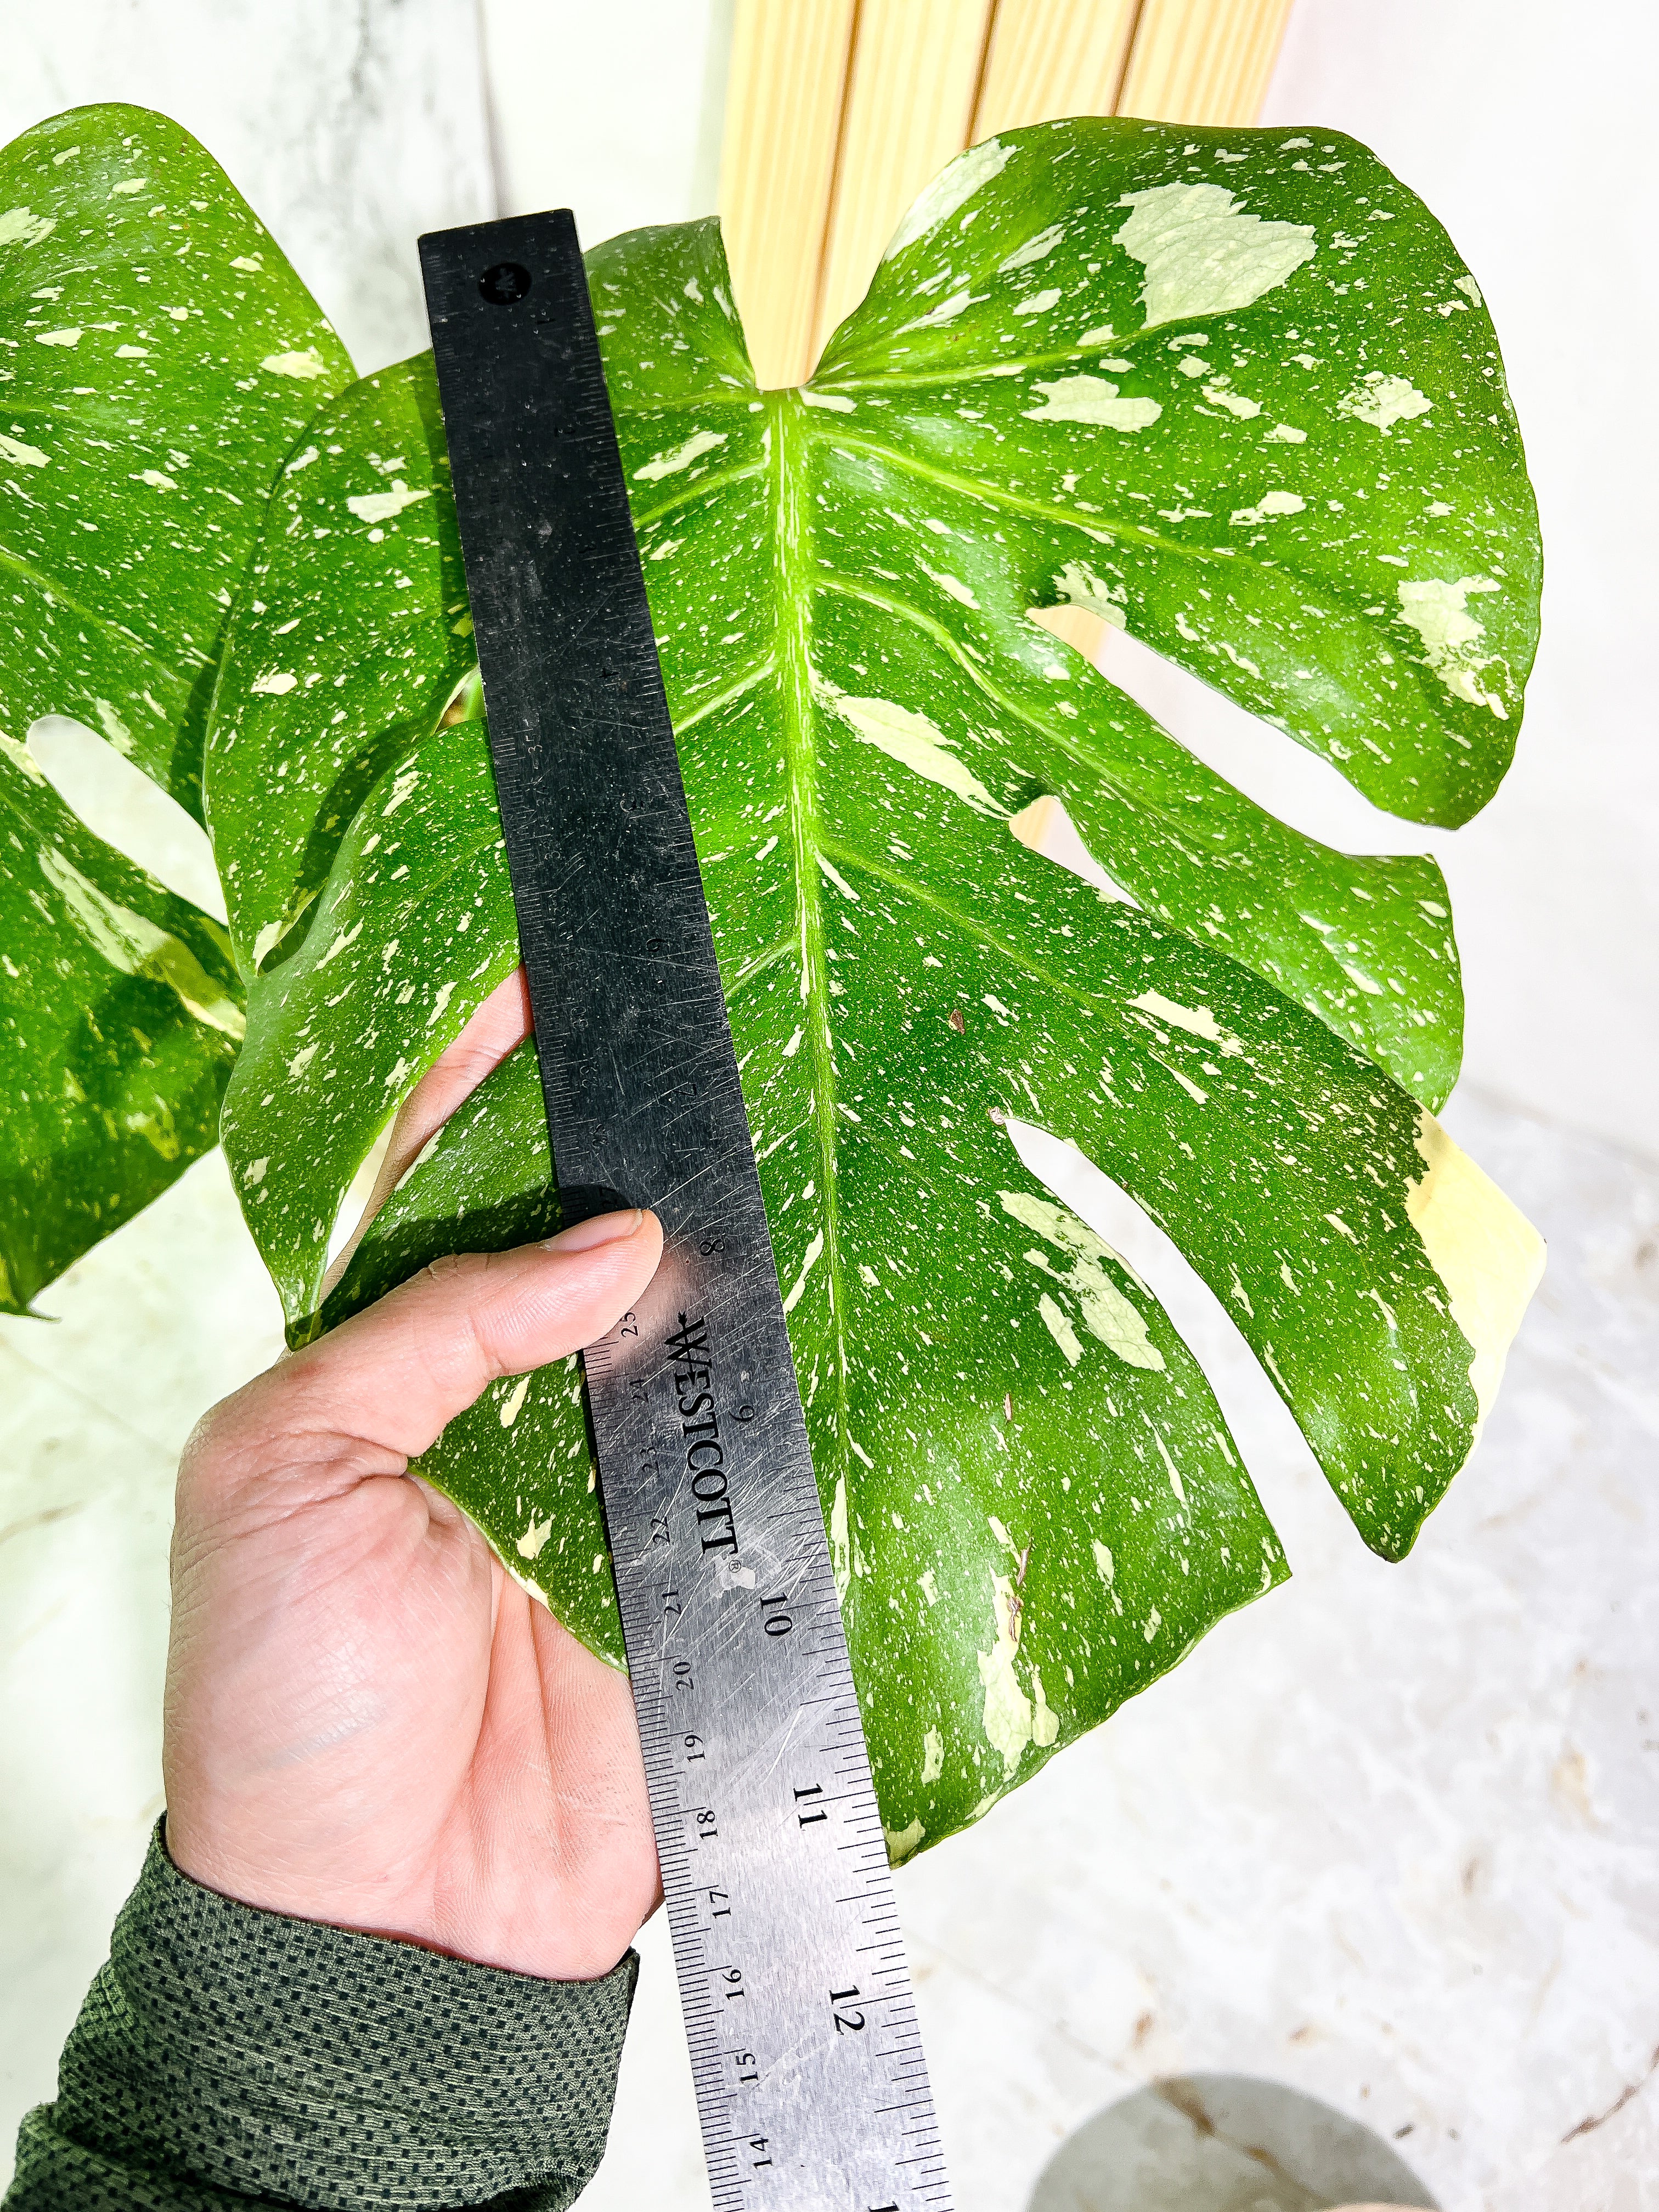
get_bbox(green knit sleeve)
[6,1824,638,2211]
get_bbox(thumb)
[191,1210,662,1496]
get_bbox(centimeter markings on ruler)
[419,212,952,2212]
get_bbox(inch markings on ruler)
[419,212,952,2212]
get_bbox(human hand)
[163,977,663,1981]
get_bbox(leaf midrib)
[771,390,853,1481]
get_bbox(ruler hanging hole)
[478,261,532,305]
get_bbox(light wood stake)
[972,0,1142,140]
[810,0,996,368]
[1117,0,1297,127]
[720,0,859,389]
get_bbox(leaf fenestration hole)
[1026,603,1110,660]
[1101,627,1442,860]
[28,715,228,922]
[324,1118,396,1271]
[1008,793,1138,906]
[1003,1115,1310,1532]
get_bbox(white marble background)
[0,0,498,373]
[3,3,1656,2207]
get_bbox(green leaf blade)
[214,136,1544,1855]
[0,736,242,1312]
[0,103,354,816]
[817,118,1541,832]
[0,100,352,1304]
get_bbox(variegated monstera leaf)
[206,120,1543,1855]
[0,104,352,1311]
[0,102,1545,1858]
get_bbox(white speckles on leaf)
[922,1726,945,1782]
[0,206,56,247]
[0,731,46,782]
[1406,1108,1544,1443]
[1150,1425,1186,1505]
[135,469,177,491]
[1091,1538,1114,1584]
[1229,489,1305,527]
[800,388,855,412]
[1024,376,1161,432]
[1003,1188,1166,1372]
[346,481,430,525]
[314,918,363,969]
[33,328,81,348]
[36,847,244,1038]
[917,561,979,608]
[821,685,1004,816]
[261,349,332,380]
[0,432,48,467]
[830,1474,851,1605]
[977,1571,1043,1778]
[1012,287,1062,317]
[1050,559,1127,627]
[884,1817,926,1864]
[782,1228,825,1314]
[633,428,726,481]
[900,287,981,334]
[1128,990,1243,1053]
[517,1509,554,1557]
[500,1374,532,1428]
[1395,576,1507,715]
[1338,371,1433,435]
[242,1156,269,1187]
[251,670,298,696]
[1114,182,1315,329]
[1037,1290,1083,1364]
[884,136,1015,261]
[1000,224,1065,273]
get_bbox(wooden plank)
[970,0,1141,139]
[1027,603,1110,659]
[810,0,996,366]
[719,0,1295,386]
[1116,0,1296,127]
[719,0,859,388]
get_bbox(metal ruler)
[420,212,951,2212]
